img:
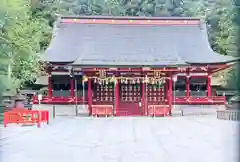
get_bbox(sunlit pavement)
[1,116,239,162]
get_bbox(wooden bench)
[147,105,169,117]
[91,105,114,117]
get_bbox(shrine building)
[33,16,239,116]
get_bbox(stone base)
[217,110,240,121]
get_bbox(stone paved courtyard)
[0,116,239,162]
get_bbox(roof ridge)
[60,15,201,21]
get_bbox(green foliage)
[0,0,239,97]
[0,0,51,98]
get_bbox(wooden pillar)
[164,80,168,102]
[48,74,52,98]
[70,77,74,97]
[168,76,173,116]
[141,82,145,115]
[87,79,92,115]
[115,79,119,116]
[186,76,190,98]
[207,74,212,97]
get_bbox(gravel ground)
[0,115,239,162]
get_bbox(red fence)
[147,105,170,117]
[32,96,87,104]
[91,105,114,117]
[4,108,49,128]
[174,96,226,104]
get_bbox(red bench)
[91,105,114,117]
[147,105,170,117]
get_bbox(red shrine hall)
[33,16,239,116]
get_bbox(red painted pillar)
[70,77,74,97]
[48,75,52,98]
[186,76,190,98]
[115,80,119,116]
[207,74,212,97]
[141,82,145,115]
[164,80,168,102]
[87,79,92,115]
[168,76,173,116]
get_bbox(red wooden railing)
[4,108,49,128]
[32,95,226,105]
[32,96,87,104]
[173,96,226,104]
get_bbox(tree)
[0,0,50,98]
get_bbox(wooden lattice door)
[92,83,114,104]
[146,84,166,105]
[118,83,142,115]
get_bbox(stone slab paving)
[0,116,239,162]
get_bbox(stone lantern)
[12,94,26,109]
[217,95,240,121]
[228,95,240,110]
[2,90,14,110]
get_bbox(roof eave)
[71,64,189,68]
[186,57,240,65]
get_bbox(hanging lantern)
[120,78,124,84]
[172,75,178,82]
[106,79,109,85]
[137,78,140,84]
[110,76,115,83]
[132,79,136,84]
[125,78,128,84]
[83,75,88,82]
[102,79,106,85]
[152,78,155,85]
[145,75,149,84]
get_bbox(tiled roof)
[42,16,239,67]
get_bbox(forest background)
[0,0,239,99]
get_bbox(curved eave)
[48,61,74,65]
[186,59,239,65]
[185,53,240,65]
